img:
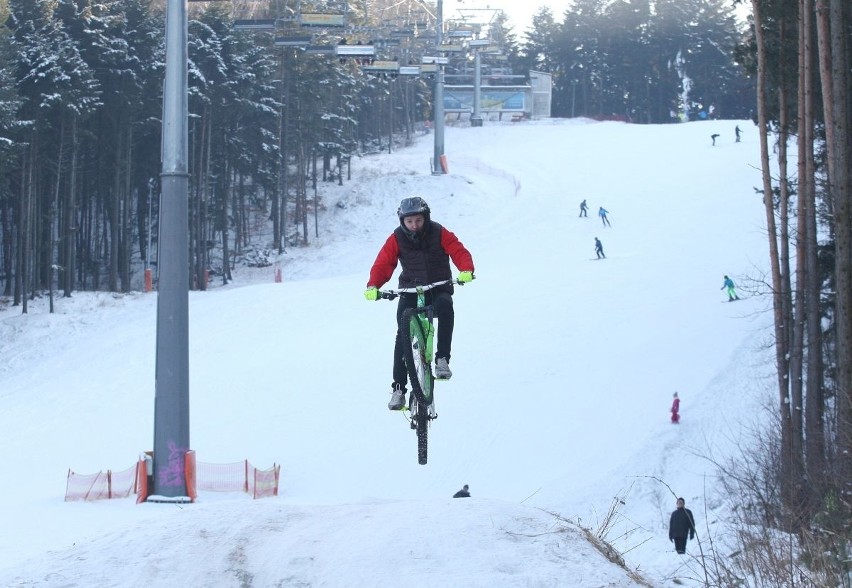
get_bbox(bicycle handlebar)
[378,278,469,300]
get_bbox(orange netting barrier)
[66,457,280,502]
[252,463,281,499]
[196,460,250,493]
[65,463,140,501]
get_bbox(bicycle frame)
[380,279,454,403]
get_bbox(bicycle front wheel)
[409,394,429,465]
[402,309,434,465]
[402,309,434,405]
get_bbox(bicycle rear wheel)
[402,309,434,465]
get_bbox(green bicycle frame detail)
[413,287,435,366]
[380,278,459,407]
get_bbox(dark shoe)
[388,383,406,410]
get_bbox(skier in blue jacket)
[721,275,740,301]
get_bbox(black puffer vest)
[394,221,454,293]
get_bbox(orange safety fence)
[65,463,139,501]
[66,457,280,502]
[196,460,250,493]
[252,464,281,499]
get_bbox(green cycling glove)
[364,287,379,301]
[458,271,474,284]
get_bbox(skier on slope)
[721,275,740,301]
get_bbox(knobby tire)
[402,309,433,465]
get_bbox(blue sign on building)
[443,87,527,112]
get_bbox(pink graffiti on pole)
[158,440,186,488]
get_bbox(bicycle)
[379,278,469,465]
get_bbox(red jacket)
[368,222,474,289]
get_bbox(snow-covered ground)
[0,118,772,587]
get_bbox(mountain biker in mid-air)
[364,196,475,410]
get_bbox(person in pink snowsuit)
[671,392,681,424]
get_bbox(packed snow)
[0,117,772,587]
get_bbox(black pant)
[393,291,454,386]
[673,536,688,554]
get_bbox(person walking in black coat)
[669,497,696,554]
[453,484,470,498]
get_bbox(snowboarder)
[671,392,680,424]
[711,133,720,146]
[599,207,611,227]
[365,196,475,410]
[721,275,740,301]
[595,237,606,259]
[579,199,588,218]
[453,484,470,498]
[669,497,696,554]
[735,125,742,142]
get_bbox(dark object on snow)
[595,237,606,259]
[453,484,470,498]
[711,133,720,146]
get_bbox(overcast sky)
[451,1,752,37]
[450,0,572,34]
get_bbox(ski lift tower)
[468,38,494,127]
[432,0,447,174]
[152,0,191,502]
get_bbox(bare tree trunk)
[14,151,27,307]
[272,54,284,253]
[796,0,826,505]
[19,136,38,313]
[197,113,211,291]
[49,118,67,313]
[752,0,795,513]
[299,144,308,244]
[1,156,11,296]
[233,172,244,257]
[221,167,233,285]
[120,125,132,292]
[777,17,807,516]
[816,0,852,484]
[63,114,79,297]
